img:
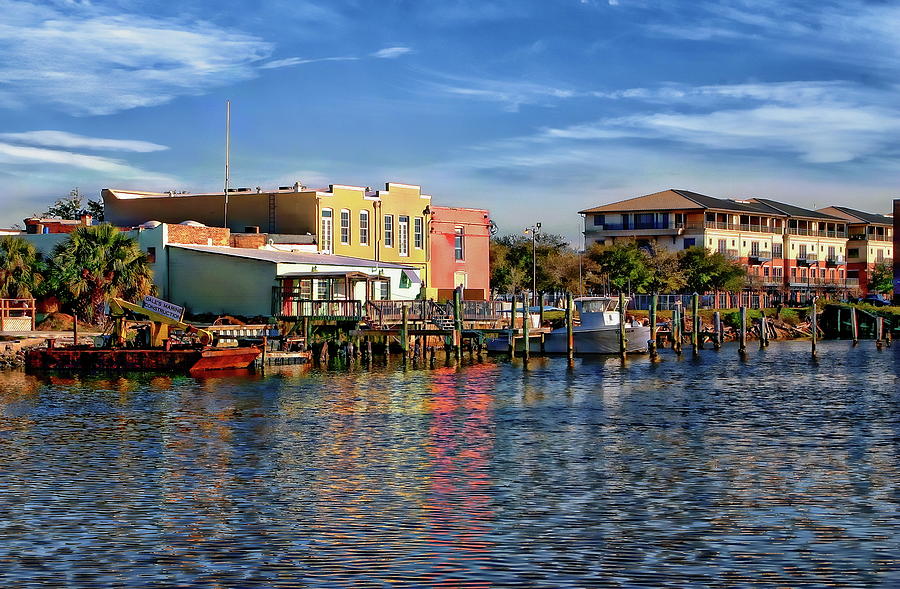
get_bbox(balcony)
[720,249,739,259]
[795,254,817,266]
[848,233,892,242]
[748,250,772,264]
[825,256,845,267]
[704,221,782,234]
[593,222,680,234]
[787,228,847,238]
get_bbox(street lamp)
[524,223,541,309]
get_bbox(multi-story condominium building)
[580,189,853,299]
[817,206,893,295]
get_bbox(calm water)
[0,341,898,587]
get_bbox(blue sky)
[1,0,899,241]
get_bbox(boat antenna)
[224,99,231,229]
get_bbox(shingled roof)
[818,206,892,226]
[579,189,778,215]
[747,198,846,221]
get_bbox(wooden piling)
[522,293,530,362]
[851,306,859,346]
[759,316,767,349]
[618,291,627,359]
[691,293,700,352]
[672,305,682,355]
[648,293,658,359]
[401,306,409,360]
[875,316,884,349]
[453,287,463,362]
[738,306,747,354]
[73,313,78,348]
[810,298,817,357]
[566,292,574,366]
[835,308,842,339]
[713,311,721,350]
[509,292,517,358]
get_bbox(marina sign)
[143,296,184,322]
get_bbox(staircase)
[429,303,456,330]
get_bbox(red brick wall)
[166,225,230,246]
[430,206,491,300]
[231,234,267,249]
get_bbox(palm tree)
[0,236,45,299]
[49,224,155,323]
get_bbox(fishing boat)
[26,297,260,373]
[487,296,651,354]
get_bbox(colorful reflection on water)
[0,341,897,586]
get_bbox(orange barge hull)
[26,347,260,372]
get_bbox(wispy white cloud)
[371,46,413,59]
[0,141,174,181]
[0,0,272,115]
[425,72,578,111]
[260,56,358,69]
[0,130,168,153]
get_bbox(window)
[764,266,770,277]
[359,210,369,245]
[316,279,330,299]
[340,209,350,245]
[772,244,783,258]
[675,213,686,227]
[146,247,156,263]
[384,215,394,247]
[827,246,835,260]
[683,238,695,249]
[751,241,760,256]
[798,244,807,258]
[877,249,884,262]
[320,208,333,253]
[379,281,389,300]
[455,227,465,260]
[414,216,424,249]
[717,239,727,253]
[847,248,859,258]
[593,214,604,226]
[398,215,409,256]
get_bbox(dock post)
[672,305,682,355]
[810,297,818,356]
[261,336,268,367]
[851,306,859,346]
[566,292,574,366]
[835,308,842,339]
[509,292,517,358]
[522,293,530,363]
[691,292,700,352]
[618,291,627,360]
[739,306,747,354]
[876,316,884,349]
[73,313,78,348]
[648,293,658,360]
[454,287,463,362]
[759,316,767,349]
[303,317,310,351]
[713,311,721,350]
[401,306,409,361]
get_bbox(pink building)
[428,206,492,301]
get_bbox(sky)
[1,0,899,242]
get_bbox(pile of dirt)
[36,313,95,331]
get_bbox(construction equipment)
[108,297,213,348]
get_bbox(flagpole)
[224,100,231,228]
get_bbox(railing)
[460,300,504,321]
[272,289,363,319]
[366,299,505,327]
[748,250,772,262]
[723,249,739,259]
[824,256,845,265]
[367,300,430,323]
[0,298,35,331]
[704,221,782,234]
[787,228,847,238]
[598,222,673,231]
[796,254,817,265]
[849,234,892,242]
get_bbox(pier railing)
[0,298,35,331]
[272,289,363,320]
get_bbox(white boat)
[487,297,651,355]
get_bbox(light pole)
[525,223,541,309]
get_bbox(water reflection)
[0,341,897,586]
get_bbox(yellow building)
[103,181,433,292]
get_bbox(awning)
[402,269,422,284]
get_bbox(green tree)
[48,224,155,323]
[869,261,893,294]
[587,241,651,293]
[643,246,686,294]
[490,232,571,294]
[41,187,104,221]
[678,246,746,293]
[0,237,45,299]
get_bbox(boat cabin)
[575,297,629,329]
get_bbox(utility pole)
[525,223,541,309]
[224,100,231,229]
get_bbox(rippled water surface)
[1,341,898,587]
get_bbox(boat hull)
[487,326,651,355]
[26,346,261,372]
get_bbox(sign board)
[143,295,184,322]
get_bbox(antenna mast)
[224,100,231,228]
